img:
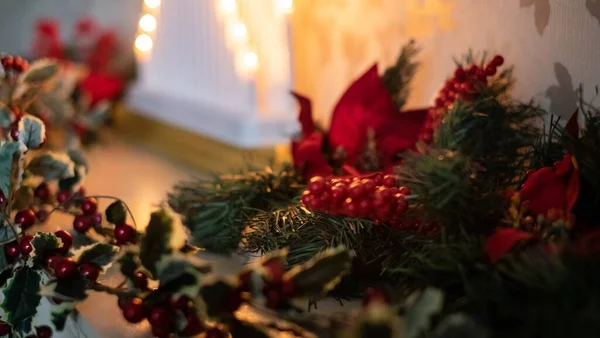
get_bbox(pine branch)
[381,40,420,110]
[168,165,303,253]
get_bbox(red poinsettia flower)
[88,31,118,72]
[291,132,332,180]
[484,227,533,262]
[519,154,580,216]
[80,72,126,106]
[75,16,98,36]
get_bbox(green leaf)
[0,107,13,129]
[51,302,76,331]
[58,165,85,191]
[118,250,140,279]
[40,275,89,301]
[199,280,238,318]
[405,288,445,338]
[140,205,187,276]
[285,246,352,297]
[17,115,46,149]
[67,149,88,172]
[72,243,118,271]
[1,267,42,332]
[27,152,75,181]
[105,200,127,225]
[0,142,25,198]
[36,93,75,124]
[20,59,59,84]
[0,220,17,244]
[156,254,210,285]
[30,232,60,265]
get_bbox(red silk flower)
[484,227,533,262]
[290,64,428,181]
[80,72,126,107]
[519,154,580,216]
[33,18,64,59]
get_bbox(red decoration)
[80,72,126,107]
[518,154,580,216]
[484,227,533,262]
[291,64,429,181]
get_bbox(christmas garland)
[169,41,600,337]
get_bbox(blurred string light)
[135,0,161,54]
[274,0,293,15]
[144,0,161,9]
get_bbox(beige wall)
[291,0,600,125]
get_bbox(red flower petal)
[291,92,315,137]
[291,132,332,181]
[80,72,125,106]
[565,109,579,139]
[484,227,532,262]
[376,108,430,166]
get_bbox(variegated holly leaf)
[0,141,26,200]
[20,59,59,84]
[0,219,16,245]
[27,152,75,181]
[405,288,445,338]
[1,267,42,333]
[17,115,46,149]
[50,301,77,331]
[30,232,61,266]
[71,243,118,272]
[40,275,88,302]
[0,107,13,129]
[105,200,127,225]
[57,164,85,192]
[67,149,88,172]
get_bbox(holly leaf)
[17,115,46,150]
[140,205,187,276]
[284,246,352,297]
[105,200,127,225]
[35,93,75,124]
[0,220,17,245]
[51,302,77,331]
[67,149,88,172]
[30,232,60,265]
[72,243,118,271]
[156,254,210,286]
[20,59,58,84]
[199,280,238,318]
[1,267,42,333]
[118,250,140,280]
[405,288,445,338]
[0,142,25,199]
[40,275,89,301]
[58,165,85,191]
[27,152,75,181]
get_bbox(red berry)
[77,186,86,197]
[348,182,365,199]
[0,321,10,336]
[114,224,137,243]
[264,288,281,309]
[54,230,72,253]
[151,324,172,338]
[281,280,295,298]
[361,178,376,194]
[46,254,62,270]
[73,214,91,233]
[35,183,51,201]
[263,260,285,282]
[79,263,100,283]
[301,190,313,206]
[331,185,347,202]
[306,197,321,210]
[318,191,331,208]
[81,198,98,215]
[36,209,49,223]
[383,175,397,188]
[342,198,359,218]
[10,128,19,141]
[395,196,408,214]
[307,176,326,195]
[484,65,497,76]
[133,271,149,290]
[0,190,5,205]
[4,241,20,259]
[373,174,384,185]
[376,187,394,201]
[122,297,145,323]
[398,186,411,196]
[148,305,173,328]
[178,313,205,337]
[434,97,444,108]
[14,209,36,229]
[376,207,393,223]
[56,190,71,204]
[491,55,504,67]
[454,67,466,80]
[467,64,479,75]
[55,257,77,279]
[475,68,487,81]
[91,212,102,226]
[358,199,372,218]
[461,82,475,93]
[36,326,53,338]
[363,287,390,306]
[19,235,34,255]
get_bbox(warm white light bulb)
[242,51,258,70]
[139,14,157,32]
[135,34,153,52]
[144,0,161,9]
[230,22,247,42]
[274,0,293,14]
[219,0,237,15]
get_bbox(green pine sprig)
[381,40,420,110]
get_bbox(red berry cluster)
[118,295,206,338]
[72,197,102,233]
[419,55,505,143]
[240,258,295,310]
[301,174,410,228]
[0,321,53,338]
[1,55,29,73]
